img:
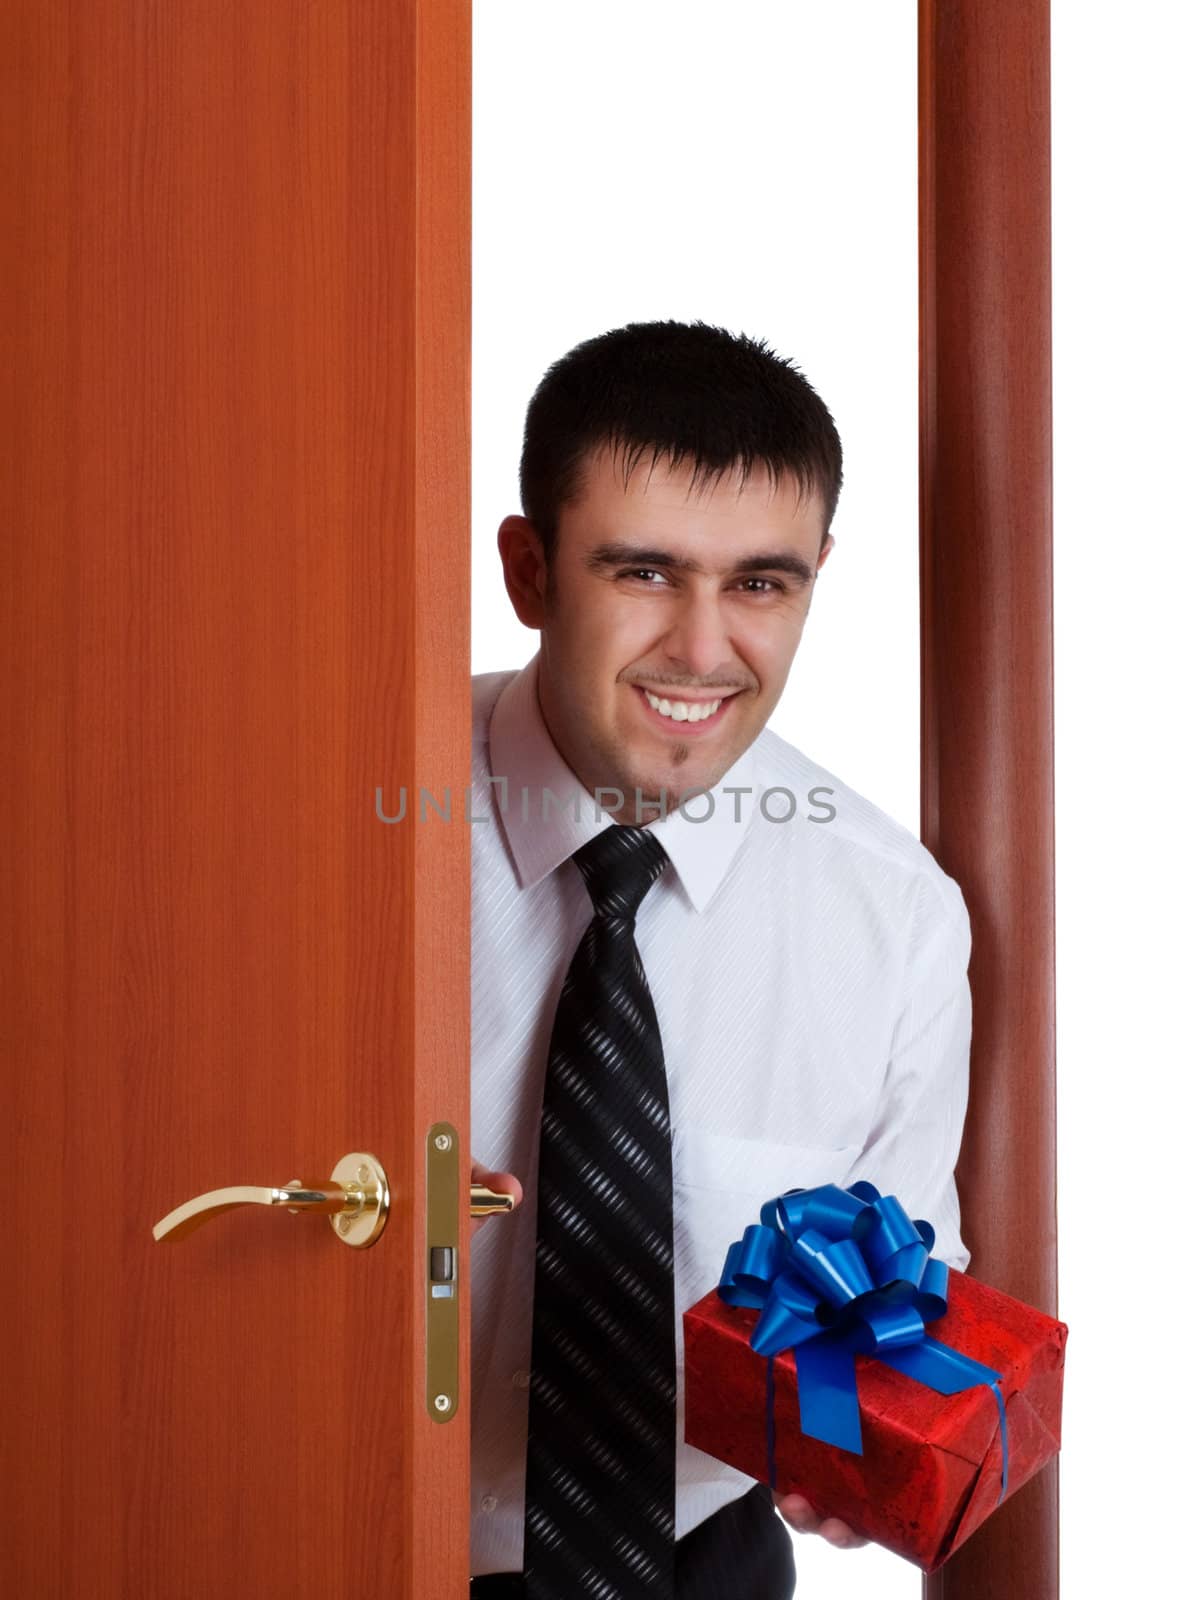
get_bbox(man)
[469,320,972,1597]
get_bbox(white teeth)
[642,690,724,723]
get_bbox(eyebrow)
[584,541,816,588]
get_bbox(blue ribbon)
[717,1181,1009,1503]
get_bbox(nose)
[660,585,734,682]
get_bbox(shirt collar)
[487,651,763,914]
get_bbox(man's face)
[498,443,833,824]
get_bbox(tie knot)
[571,824,669,921]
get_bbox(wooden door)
[1,3,472,1594]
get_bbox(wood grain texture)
[918,3,1058,1597]
[0,2,471,1593]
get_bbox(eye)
[737,576,787,595]
[617,567,670,585]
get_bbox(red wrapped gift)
[682,1183,1068,1572]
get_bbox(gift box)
[682,1181,1068,1572]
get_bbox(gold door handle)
[152,1151,390,1248]
[469,1184,516,1218]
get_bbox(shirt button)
[481,1495,498,1513]
[512,1370,530,1388]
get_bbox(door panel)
[1,3,471,1593]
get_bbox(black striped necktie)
[523,823,676,1600]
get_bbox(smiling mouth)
[632,684,742,732]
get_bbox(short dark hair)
[519,319,843,571]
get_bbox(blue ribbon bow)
[717,1180,1009,1502]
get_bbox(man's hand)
[470,1158,523,1240]
[469,1169,864,1555]
[772,1491,868,1549]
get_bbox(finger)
[473,1167,523,1205]
[471,1159,521,1192]
[773,1493,821,1534]
[817,1516,868,1549]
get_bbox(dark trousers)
[469,1481,796,1599]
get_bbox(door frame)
[918,3,1058,1595]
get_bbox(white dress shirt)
[470,651,972,1578]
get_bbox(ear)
[817,532,835,571]
[497,514,551,628]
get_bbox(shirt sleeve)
[842,869,974,1274]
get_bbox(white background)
[472,2,1202,1590]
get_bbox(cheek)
[554,614,638,715]
[550,594,610,663]
[583,600,661,668]
[736,616,805,680]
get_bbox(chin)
[626,769,702,820]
